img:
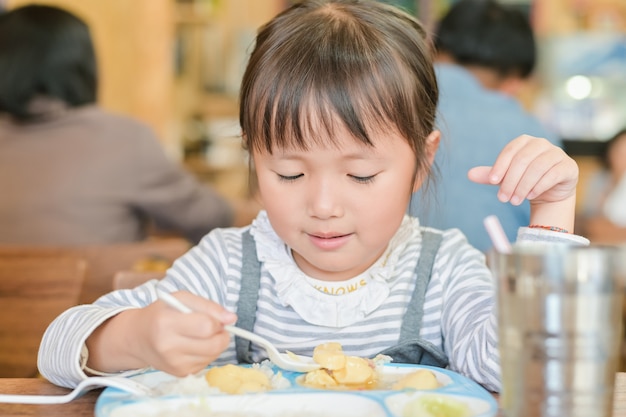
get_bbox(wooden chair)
[0,237,190,304]
[0,255,87,377]
[113,270,166,290]
[72,238,190,303]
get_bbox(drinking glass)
[490,245,625,417]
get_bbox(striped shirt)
[37,212,588,392]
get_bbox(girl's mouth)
[308,232,353,250]
[311,233,348,239]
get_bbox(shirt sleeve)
[128,124,235,244]
[37,228,238,388]
[434,231,501,392]
[517,227,590,246]
[37,305,140,388]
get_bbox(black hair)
[240,0,438,186]
[435,0,535,78]
[0,5,97,120]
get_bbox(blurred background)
[3,0,625,213]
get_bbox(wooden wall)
[8,0,175,152]
[6,0,283,158]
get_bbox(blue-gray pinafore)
[233,229,449,368]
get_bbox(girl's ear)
[412,130,441,192]
[425,130,440,164]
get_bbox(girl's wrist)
[86,310,146,373]
[529,194,576,233]
[528,224,570,233]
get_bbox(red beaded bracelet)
[529,224,570,233]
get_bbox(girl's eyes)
[348,174,376,184]
[276,173,377,184]
[277,173,304,182]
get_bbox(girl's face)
[253,121,439,282]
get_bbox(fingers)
[149,324,231,376]
[467,166,492,185]
[468,135,578,206]
[497,141,557,205]
[158,309,231,341]
[488,134,536,183]
[174,291,237,324]
[143,291,237,376]
[158,291,237,340]
[524,154,576,201]
[467,136,550,188]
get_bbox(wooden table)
[2,373,626,416]
[0,378,100,417]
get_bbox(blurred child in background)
[411,0,562,252]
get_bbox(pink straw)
[483,215,512,254]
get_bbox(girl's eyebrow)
[342,151,382,161]
[273,149,381,161]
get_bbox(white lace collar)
[249,211,420,327]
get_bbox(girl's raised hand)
[467,135,578,207]
[466,135,578,231]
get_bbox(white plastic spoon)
[156,288,320,373]
[0,376,153,404]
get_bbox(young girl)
[38,0,587,393]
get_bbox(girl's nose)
[307,178,344,219]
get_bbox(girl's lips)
[307,232,353,250]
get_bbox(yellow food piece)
[332,356,374,385]
[304,342,376,389]
[303,369,339,388]
[204,364,271,394]
[393,369,440,390]
[304,343,442,391]
[312,342,346,371]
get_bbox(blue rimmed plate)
[95,363,498,417]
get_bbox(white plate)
[95,364,498,417]
[385,391,495,417]
[106,392,388,417]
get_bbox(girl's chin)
[294,256,372,281]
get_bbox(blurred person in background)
[410,0,562,252]
[0,5,258,246]
[577,129,626,244]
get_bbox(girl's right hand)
[86,291,237,377]
[133,291,237,376]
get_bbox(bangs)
[240,2,436,155]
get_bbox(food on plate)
[204,364,271,394]
[311,342,347,370]
[402,394,471,417]
[300,342,443,391]
[392,369,440,390]
[146,362,291,397]
[302,342,376,389]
